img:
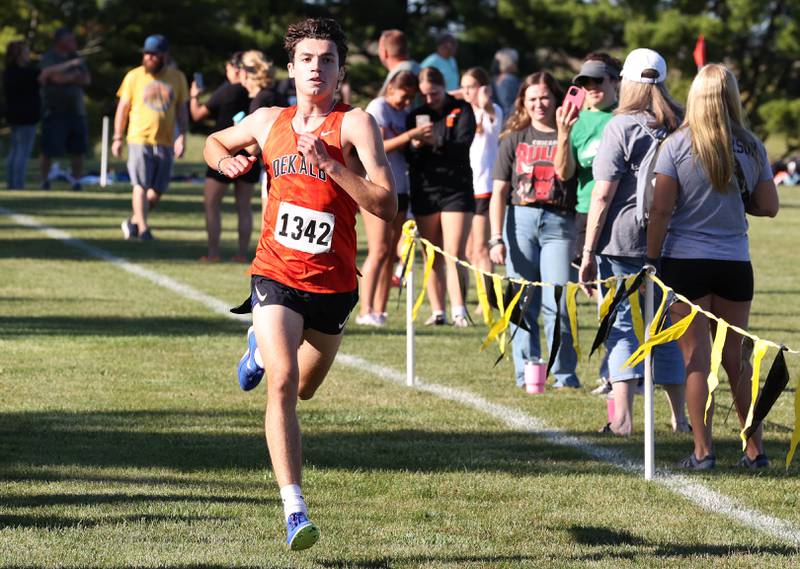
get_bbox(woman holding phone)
[647,64,779,469]
[579,49,687,435]
[407,67,476,327]
[489,72,580,390]
[357,71,431,326]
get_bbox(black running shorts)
[248,275,359,335]
[660,258,754,302]
[411,188,475,216]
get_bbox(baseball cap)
[573,60,618,84]
[621,48,667,84]
[142,34,169,54]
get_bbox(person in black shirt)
[407,66,476,327]
[190,52,256,262]
[4,41,40,189]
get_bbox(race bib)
[274,202,335,254]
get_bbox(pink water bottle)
[524,359,546,394]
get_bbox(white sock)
[452,305,467,319]
[280,484,308,521]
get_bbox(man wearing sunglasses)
[112,34,188,241]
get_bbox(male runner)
[204,18,396,551]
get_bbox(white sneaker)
[452,314,471,328]
[591,378,612,395]
[355,313,380,326]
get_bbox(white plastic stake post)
[406,264,415,387]
[100,116,109,187]
[644,272,656,480]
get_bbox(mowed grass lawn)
[1,178,800,568]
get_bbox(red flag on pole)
[693,34,706,69]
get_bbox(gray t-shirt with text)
[592,113,663,257]
[654,128,772,261]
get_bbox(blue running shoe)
[237,326,264,391]
[286,512,319,551]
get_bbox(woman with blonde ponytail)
[647,63,779,470]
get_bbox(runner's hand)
[297,133,332,170]
[219,155,256,178]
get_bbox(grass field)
[1,176,800,568]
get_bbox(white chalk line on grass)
[3,205,799,548]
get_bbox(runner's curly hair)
[284,18,348,67]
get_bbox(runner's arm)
[204,108,275,178]
[324,110,397,221]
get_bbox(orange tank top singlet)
[249,103,358,293]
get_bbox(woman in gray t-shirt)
[647,64,779,470]
[579,48,687,436]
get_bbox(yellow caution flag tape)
[705,321,728,425]
[624,305,698,369]
[566,283,581,360]
[482,284,524,352]
[626,274,645,346]
[741,339,770,449]
[474,268,494,327]
[787,377,800,469]
[412,242,436,320]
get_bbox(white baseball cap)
[621,48,667,84]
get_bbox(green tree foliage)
[1,0,798,155]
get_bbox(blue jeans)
[597,255,685,384]
[6,124,37,189]
[504,206,579,387]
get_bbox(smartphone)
[564,86,586,117]
[415,114,431,128]
[193,72,204,91]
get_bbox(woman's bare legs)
[414,212,446,315]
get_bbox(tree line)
[1,0,798,156]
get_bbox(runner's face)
[524,84,555,126]
[419,81,446,111]
[460,75,482,105]
[288,38,342,98]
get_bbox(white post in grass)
[100,116,109,187]
[643,271,656,480]
[406,264,415,386]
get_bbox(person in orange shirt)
[204,18,396,551]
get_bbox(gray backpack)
[632,116,667,229]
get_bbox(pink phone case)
[564,86,586,117]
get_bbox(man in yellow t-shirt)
[112,34,188,241]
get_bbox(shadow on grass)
[0,315,245,337]
[0,410,632,478]
[0,513,227,530]
[318,555,536,568]
[1,492,271,509]
[568,524,798,559]
[0,409,795,480]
